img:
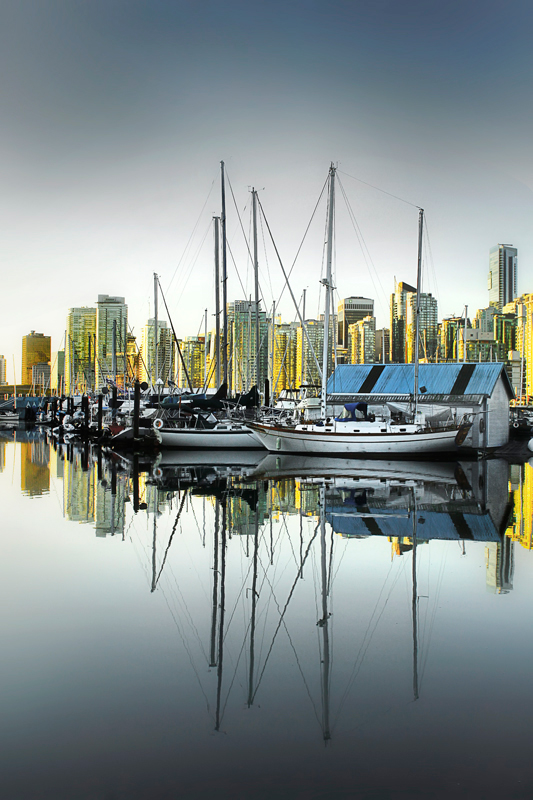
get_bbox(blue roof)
[327,363,513,399]
[326,507,499,541]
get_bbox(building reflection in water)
[20,439,50,497]
[15,439,533,587]
[0,439,6,473]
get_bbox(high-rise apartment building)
[270,321,298,396]
[95,295,128,388]
[389,282,415,363]
[488,244,517,311]
[65,307,96,393]
[0,355,6,385]
[139,319,174,386]
[227,300,268,393]
[348,316,376,364]
[296,319,323,387]
[406,292,438,363]
[337,297,374,349]
[21,332,51,385]
[177,336,205,389]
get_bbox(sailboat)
[248,164,471,456]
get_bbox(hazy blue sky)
[1,0,532,380]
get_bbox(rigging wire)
[166,173,217,294]
[337,169,421,210]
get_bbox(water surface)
[1,432,532,799]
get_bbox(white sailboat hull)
[247,421,463,455]
[157,423,264,450]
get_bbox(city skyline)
[1,2,532,383]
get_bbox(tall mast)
[412,489,419,701]
[112,319,117,385]
[214,216,221,388]
[301,289,306,385]
[204,308,208,388]
[154,272,159,388]
[321,164,336,420]
[413,208,424,419]
[221,161,228,387]
[252,188,260,393]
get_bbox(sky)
[1,0,532,382]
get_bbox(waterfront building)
[348,316,376,364]
[515,293,533,401]
[227,300,268,394]
[21,331,51,385]
[0,355,6,385]
[406,292,438,363]
[50,351,65,395]
[95,295,128,389]
[488,244,517,311]
[337,297,374,349]
[389,281,415,363]
[139,319,174,386]
[65,307,96,394]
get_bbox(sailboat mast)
[221,161,228,387]
[252,188,261,394]
[321,164,336,419]
[413,208,424,418]
[412,489,419,701]
[154,272,159,388]
[214,217,221,388]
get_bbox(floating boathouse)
[327,362,514,449]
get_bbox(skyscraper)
[95,295,128,388]
[348,316,376,364]
[65,307,96,393]
[0,355,6,385]
[389,281,416,363]
[139,319,174,386]
[227,300,268,394]
[406,292,438,363]
[488,244,517,311]
[337,297,374,349]
[21,332,51,385]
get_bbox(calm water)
[1,431,533,800]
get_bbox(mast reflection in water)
[1,433,533,799]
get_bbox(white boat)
[251,164,471,457]
[154,418,264,450]
[0,411,19,424]
[248,416,466,455]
